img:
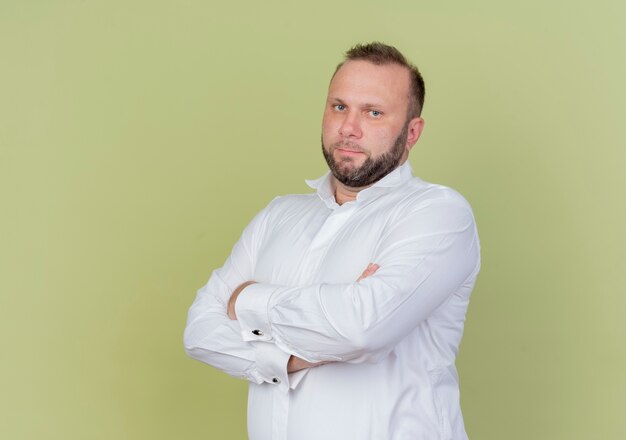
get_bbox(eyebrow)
[328,97,347,105]
[328,97,385,109]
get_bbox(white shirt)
[184,161,481,440]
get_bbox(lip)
[336,148,365,156]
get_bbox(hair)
[334,42,425,118]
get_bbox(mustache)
[329,141,367,153]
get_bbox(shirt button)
[252,329,264,336]
[272,377,280,384]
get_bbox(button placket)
[309,207,356,250]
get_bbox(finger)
[363,263,379,275]
[357,263,380,281]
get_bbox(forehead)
[328,60,411,107]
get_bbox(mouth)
[335,147,365,156]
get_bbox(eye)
[333,104,346,111]
[369,110,382,118]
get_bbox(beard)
[322,122,408,188]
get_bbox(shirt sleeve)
[234,198,481,364]
[183,201,292,392]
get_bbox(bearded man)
[184,42,481,440]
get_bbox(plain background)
[1,1,625,439]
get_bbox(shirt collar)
[305,161,414,209]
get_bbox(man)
[184,42,480,440]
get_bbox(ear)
[405,117,425,152]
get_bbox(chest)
[254,201,396,285]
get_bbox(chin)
[335,157,359,169]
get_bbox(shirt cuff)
[251,341,291,393]
[235,283,280,342]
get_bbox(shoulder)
[400,177,475,212]
[254,192,320,223]
[241,192,317,238]
[263,192,318,212]
[389,177,478,232]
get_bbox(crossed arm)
[226,264,380,373]
[184,195,479,388]
[183,204,384,388]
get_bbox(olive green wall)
[1,1,624,439]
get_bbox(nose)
[338,111,362,139]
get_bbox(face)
[321,60,421,188]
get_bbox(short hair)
[334,42,425,118]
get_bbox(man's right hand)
[287,262,380,373]
[287,356,331,373]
